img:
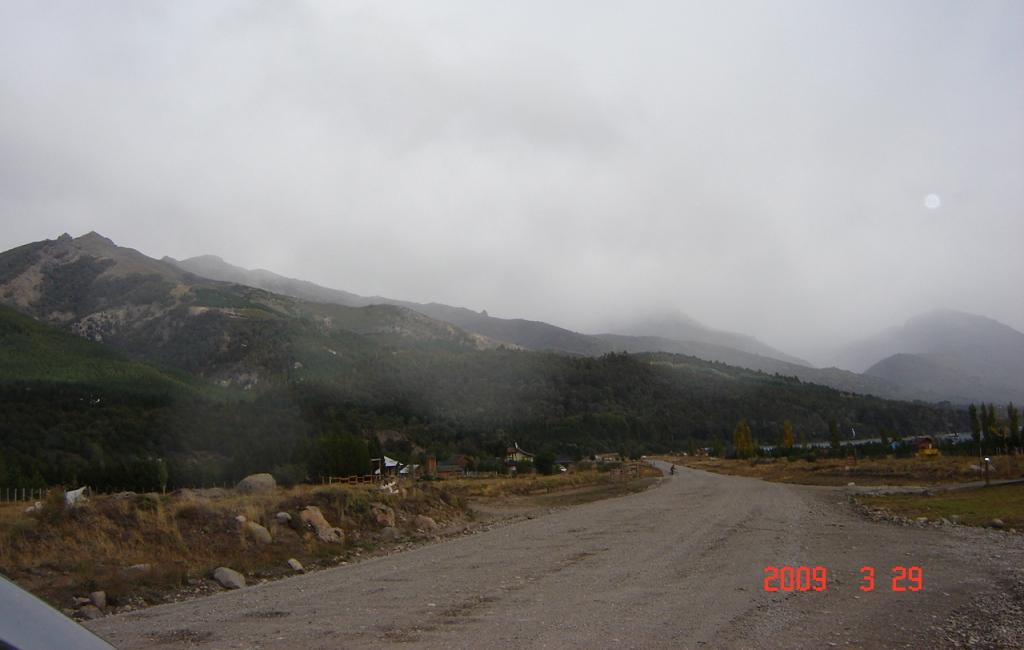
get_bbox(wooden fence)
[324,475,381,485]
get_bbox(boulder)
[370,502,396,528]
[195,487,228,499]
[381,526,401,542]
[89,591,107,609]
[413,515,437,531]
[275,511,292,524]
[300,506,345,544]
[213,567,246,590]
[244,521,273,544]
[989,518,1006,529]
[235,473,277,494]
[287,558,305,573]
[78,605,103,620]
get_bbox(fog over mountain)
[1,1,1021,360]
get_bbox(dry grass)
[442,468,655,498]
[0,482,465,610]
[0,470,657,611]
[665,455,1024,486]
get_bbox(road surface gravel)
[88,463,1024,649]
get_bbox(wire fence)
[0,487,50,504]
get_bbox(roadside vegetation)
[443,463,662,499]
[669,455,1024,486]
[0,468,650,616]
[0,480,465,614]
[859,484,1024,530]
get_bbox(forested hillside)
[1,304,964,492]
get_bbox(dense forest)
[0,305,965,491]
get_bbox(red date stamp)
[763,565,923,592]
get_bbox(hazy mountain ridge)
[835,310,1024,404]
[168,254,809,364]
[167,252,927,400]
[3,235,1020,405]
[0,233,498,386]
[600,313,812,366]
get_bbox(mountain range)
[834,310,1024,405]
[164,249,1024,406]
[1,232,1021,405]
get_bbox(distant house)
[593,452,622,464]
[399,464,420,477]
[912,436,940,457]
[505,443,535,467]
[436,455,472,478]
[373,456,402,476]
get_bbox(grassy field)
[667,455,1024,486]
[859,484,1024,529]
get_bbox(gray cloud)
[1,0,1022,362]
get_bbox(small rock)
[949,515,961,524]
[988,518,1005,529]
[287,558,305,573]
[73,596,92,607]
[235,515,247,524]
[916,517,929,525]
[275,512,292,524]
[213,566,246,590]
[939,518,952,526]
[78,605,103,620]
[370,502,396,528]
[381,526,401,542]
[847,482,855,486]
[235,473,277,494]
[89,591,106,609]
[300,506,345,544]
[413,515,437,530]
[244,521,272,544]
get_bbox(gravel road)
[88,464,1024,649]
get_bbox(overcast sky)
[1,1,1021,362]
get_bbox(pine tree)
[711,432,724,457]
[985,404,999,454]
[969,403,981,448]
[1007,403,1020,454]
